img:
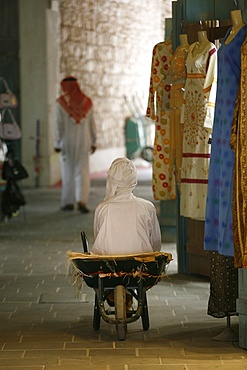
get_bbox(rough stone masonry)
[59,0,172,149]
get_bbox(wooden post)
[237,268,247,349]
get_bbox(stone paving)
[0,174,246,369]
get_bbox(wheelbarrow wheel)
[114,285,127,341]
[141,293,149,331]
[93,294,101,331]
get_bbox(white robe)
[180,41,217,220]
[54,104,97,207]
[91,193,161,255]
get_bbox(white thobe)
[54,104,96,207]
[91,193,161,255]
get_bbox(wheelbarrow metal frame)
[96,274,146,325]
[68,251,172,340]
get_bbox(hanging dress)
[169,43,190,191]
[146,39,176,201]
[180,41,217,220]
[204,25,247,257]
[230,33,247,268]
[204,26,247,318]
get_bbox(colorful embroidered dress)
[204,26,247,257]
[230,32,247,268]
[180,41,217,220]
[146,39,176,201]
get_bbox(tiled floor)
[0,166,246,369]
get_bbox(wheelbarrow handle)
[81,231,89,254]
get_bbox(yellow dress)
[230,35,247,268]
[146,39,176,201]
[169,43,190,191]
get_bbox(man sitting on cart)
[91,157,161,309]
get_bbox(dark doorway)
[0,0,20,158]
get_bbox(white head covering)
[105,157,137,200]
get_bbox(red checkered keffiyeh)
[57,76,92,124]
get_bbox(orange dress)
[231,35,247,268]
[169,43,189,191]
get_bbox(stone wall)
[59,0,172,151]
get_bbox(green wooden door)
[183,0,237,22]
[0,0,20,159]
[238,0,247,22]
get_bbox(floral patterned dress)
[146,39,176,201]
[180,41,217,220]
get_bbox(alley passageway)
[0,166,246,369]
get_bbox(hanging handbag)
[0,77,18,109]
[2,151,29,181]
[0,108,22,140]
[1,179,26,218]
